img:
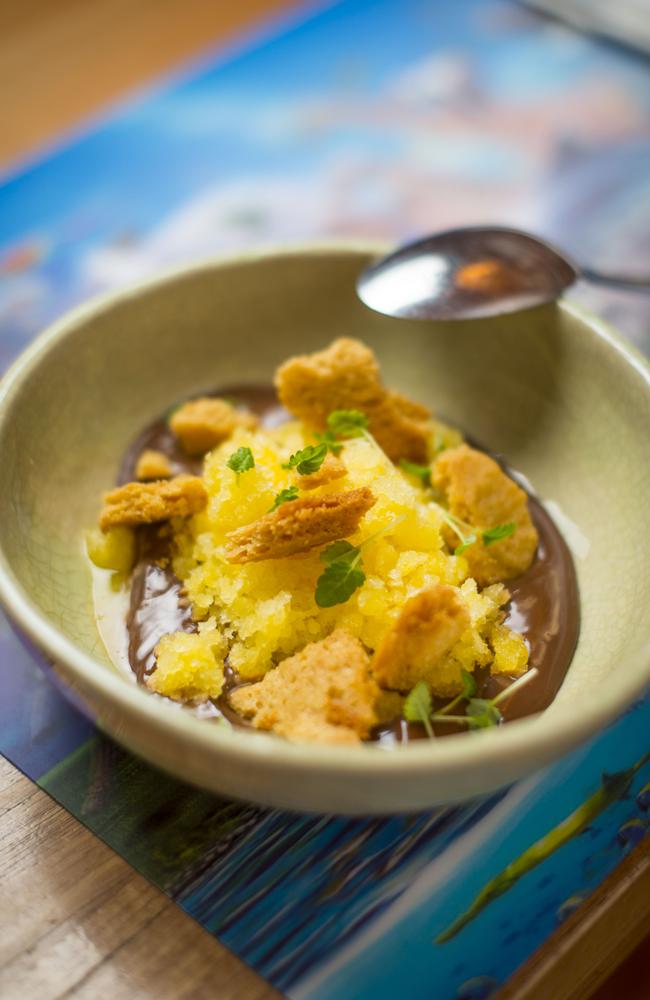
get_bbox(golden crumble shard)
[299,452,347,490]
[274,337,432,463]
[371,583,471,690]
[135,449,173,481]
[170,397,258,456]
[99,475,207,531]
[433,444,538,585]
[225,487,375,563]
[229,629,382,744]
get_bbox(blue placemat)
[1,2,649,998]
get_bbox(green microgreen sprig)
[327,409,369,438]
[282,442,328,475]
[453,521,516,556]
[314,516,405,608]
[226,446,255,476]
[399,459,432,488]
[325,409,395,468]
[315,541,366,608]
[313,430,343,455]
[430,506,515,557]
[403,668,539,737]
[402,681,434,738]
[434,668,538,729]
[269,486,299,512]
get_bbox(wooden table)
[0,3,648,998]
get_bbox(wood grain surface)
[0,757,280,1000]
[0,2,648,997]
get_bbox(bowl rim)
[0,240,649,779]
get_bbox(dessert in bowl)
[0,244,648,813]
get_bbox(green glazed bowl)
[0,244,649,814]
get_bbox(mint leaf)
[227,446,255,474]
[399,459,432,487]
[269,486,299,512]
[315,556,365,607]
[482,522,516,546]
[403,681,434,738]
[326,409,369,439]
[282,442,328,475]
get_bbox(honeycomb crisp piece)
[229,630,381,744]
[299,452,347,490]
[274,337,432,463]
[371,584,471,690]
[169,397,258,456]
[135,449,173,481]
[225,487,375,563]
[99,475,207,531]
[433,444,539,585]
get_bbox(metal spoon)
[357,226,650,321]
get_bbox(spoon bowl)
[358,226,623,321]
[357,226,578,320]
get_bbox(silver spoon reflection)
[357,226,650,321]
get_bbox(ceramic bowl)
[0,244,649,814]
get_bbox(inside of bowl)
[1,248,649,716]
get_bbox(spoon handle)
[581,267,650,293]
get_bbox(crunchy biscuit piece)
[230,630,381,744]
[99,475,207,531]
[299,452,347,490]
[372,584,470,690]
[135,449,173,481]
[433,444,538,585]
[367,394,431,465]
[274,338,431,463]
[387,390,431,422]
[225,487,375,563]
[170,397,258,456]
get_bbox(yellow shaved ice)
[148,624,227,701]
[489,623,529,676]
[166,423,527,692]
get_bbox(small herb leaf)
[454,533,478,556]
[269,486,299,512]
[320,540,359,565]
[460,668,478,699]
[282,442,328,475]
[482,522,516,546]
[465,699,503,729]
[315,557,365,608]
[327,409,369,438]
[227,446,255,474]
[403,681,434,738]
[314,431,343,455]
[399,459,432,487]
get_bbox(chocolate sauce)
[125,527,196,684]
[118,385,580,740]
[118,385,284,485]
